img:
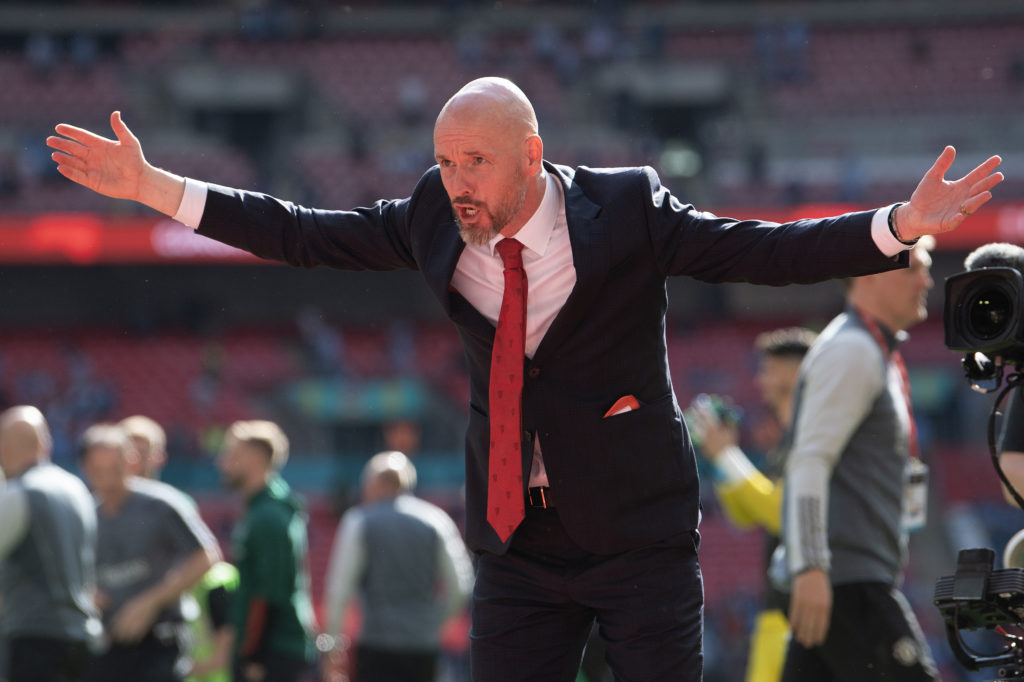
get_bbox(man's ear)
[525,135,544,176]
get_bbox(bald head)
[361,450,417,502]
[435,77,538,141]
[0,405,52,477]
[434,78,546,245]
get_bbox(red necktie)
[488,238,527,542]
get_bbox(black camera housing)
[945,267,1024,360]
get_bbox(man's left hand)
[899,146,1003,240]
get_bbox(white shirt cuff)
[171,178,209,230]
[871,204,910,257]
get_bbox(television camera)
[938,253,1024,679]
[945,265,1024,392]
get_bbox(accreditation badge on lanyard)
[854,306,929,533]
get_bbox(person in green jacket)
[218,420,316,682]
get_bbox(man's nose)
[449,168,473,197]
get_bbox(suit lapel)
[531,164,606,365]
[422,217,463,315]
[422,217,495,336]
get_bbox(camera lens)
[968,288,1013,340]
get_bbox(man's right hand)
[46,111,185,217]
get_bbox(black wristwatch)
[887,202,919,246]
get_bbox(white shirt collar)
[487,171,562,258]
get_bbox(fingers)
[50,111,137,152]
[948,153,1001,201]
[46,134,86,156]
[54,162,87,187]
[52,122,112,148]
[959,165,1003,216]
[924,145,957,181]
[797,622,829,648]
[960,190,993,217]
[971,169,1004,197]
[961,154,1003,186]
[790,602,829,648]
[50,146,92,186]
[110,110,139,147]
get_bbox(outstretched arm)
[896,146,1003,241]
[46,111,185,217]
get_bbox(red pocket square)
[604,395,640,418]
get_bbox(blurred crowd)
[0,408,473,682]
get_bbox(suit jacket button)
[528,367,541,378]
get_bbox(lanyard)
[852,306,920,460]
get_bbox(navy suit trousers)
[470,507,704,682]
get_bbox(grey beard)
[457,217,501,246]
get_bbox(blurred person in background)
[80,423,221,682]
[321,451,473,682]
[120,414,235,679]
[218,420,316,682]
[121,415,236,680]
[0,405,101,682]
[776,238,940,681]
[687,326,817,682]
[48,76,1003,682]
[119,414,167,480]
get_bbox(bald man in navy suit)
[49,77,1003,682]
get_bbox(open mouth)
[456,204,480,223]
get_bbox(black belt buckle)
[528,486,553,509]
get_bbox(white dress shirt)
[449,171,573,358]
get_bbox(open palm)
[46,111,147,201]
[902,146,1003,239]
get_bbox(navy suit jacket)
[197,161,907,556]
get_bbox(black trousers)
[781,582,940,682]
[353,645,438,682]
[470,507,704,682]
[7,636,89,682]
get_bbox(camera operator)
[961,243,1024,507]
[777,237,940,681]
